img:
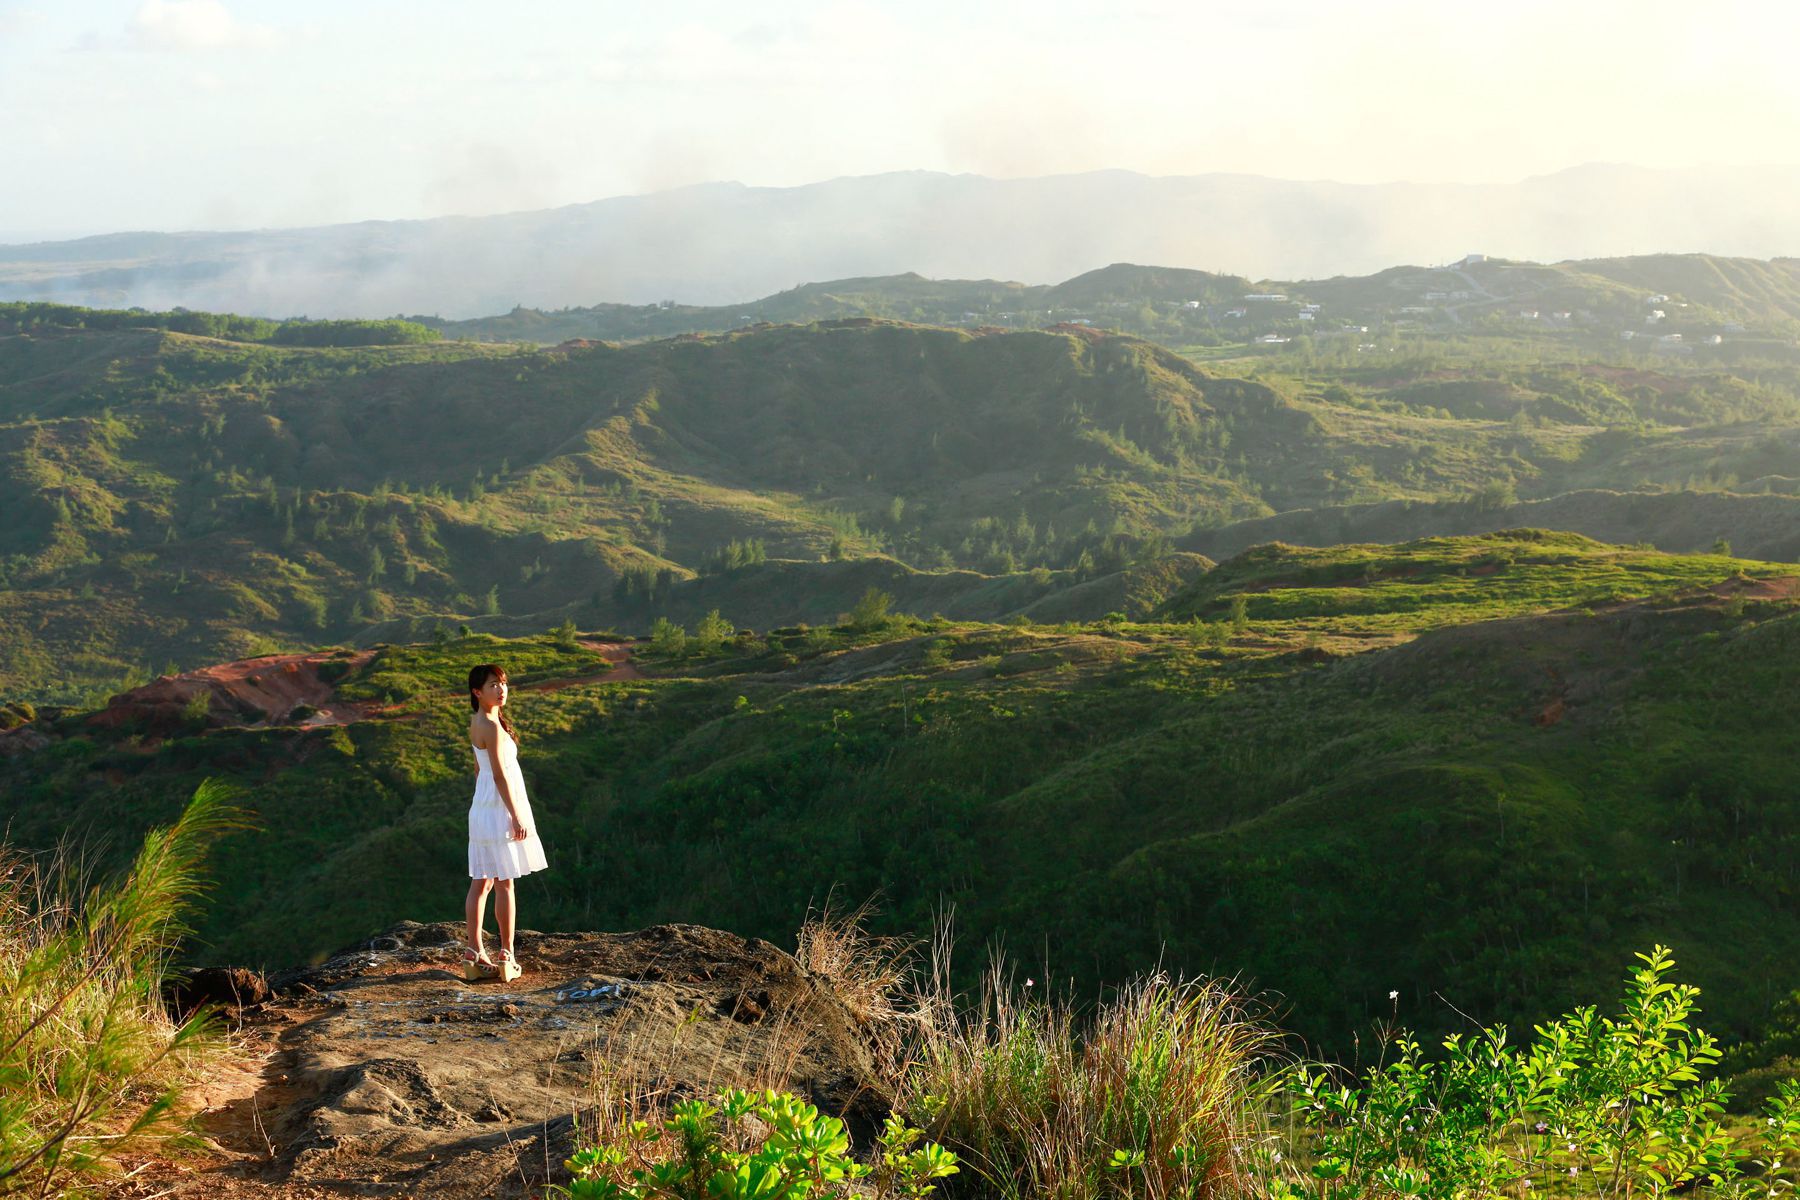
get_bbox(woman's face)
[475,675,508,707]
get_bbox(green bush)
[1273,948,1800,1200]
[550,1088,957,1200]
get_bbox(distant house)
[1225,308,1248,318]
[1552,311,1572,320]
[1298,311,1315,321]
[1647,293,1669,303]
[1424,291,1448,301]
[1183,300,1202,309]
[1399,305,1431,314]
[1705,334,1724,345]
[1518,310,1539,319]
[1255,333,1290,344]
[1300,303,1322,313]
[1456,254,1487,267]
[1243,293,1289,302]
[1646,310,1665,323]
[1658,333,1683,343]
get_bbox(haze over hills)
[5,164,1800,317]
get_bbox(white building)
[1255,333,1290,344]
[1243,293,1289,302]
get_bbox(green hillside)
[5,298,1800,705]
[4,532,1795,1056]
[419,254,1800,353]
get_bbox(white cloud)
[127,0,275,51]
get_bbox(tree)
[849,588,893,631]
[694,609,732,652]
[650,616,688,655]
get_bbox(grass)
[4,535,1799,1062]
[0,783,236,1197]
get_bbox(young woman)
[465,663,548,982]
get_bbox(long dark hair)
[467,664,517,741]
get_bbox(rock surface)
[115,921,890,1199]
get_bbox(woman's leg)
[465,877,494,958]
[494,879,516,957]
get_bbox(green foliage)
[549,1088,956,1200]
[849,588,894,631]
[693,609,733,653]
[1274,949,1800,1200]
[267,318,441,347]
[0,783,237,1196]
[650,617,688,655]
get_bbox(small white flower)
[1024,978,1035,988]
[1389,990,1400,1001]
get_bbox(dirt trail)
[115,922,886,1200]
[527,641,644,691]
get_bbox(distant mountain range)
[4,164,1800,317]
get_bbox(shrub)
[0,784,237,1195]
[1274,947,1800,1200]
[693,609,732,654]
[649,617,688,655]
[550,1088,956,1200]
[850,588,894,631]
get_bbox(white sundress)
[468,728,549,880]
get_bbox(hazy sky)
[3,0,1798,240]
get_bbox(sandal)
[496,948,522,984]
[462,946,499,981]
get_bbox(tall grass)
[905,956,1276,1200]
[0,783,237,1198]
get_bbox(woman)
[464,663,548,982]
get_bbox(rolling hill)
[4,532,1796,1055]
[5,300,1799,704]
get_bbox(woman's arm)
[483,733,530,841]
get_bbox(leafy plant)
[1274,948,1800,1200]
[549,1088,956,1200]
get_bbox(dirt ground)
[113,922,889,1200]
[86,649,385,737]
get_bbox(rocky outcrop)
[116,922,892,1200]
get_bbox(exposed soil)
[86,649,384,738]
[1705,574,1800,601]
[115,921,890,1200]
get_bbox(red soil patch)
[87,650,382,737]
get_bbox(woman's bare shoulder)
[469,711,497,747]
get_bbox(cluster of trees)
[0,302,440,347]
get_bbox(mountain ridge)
[8,164,1800,316]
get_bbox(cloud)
[126,0,275,51]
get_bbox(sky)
[2,0,1799,240]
